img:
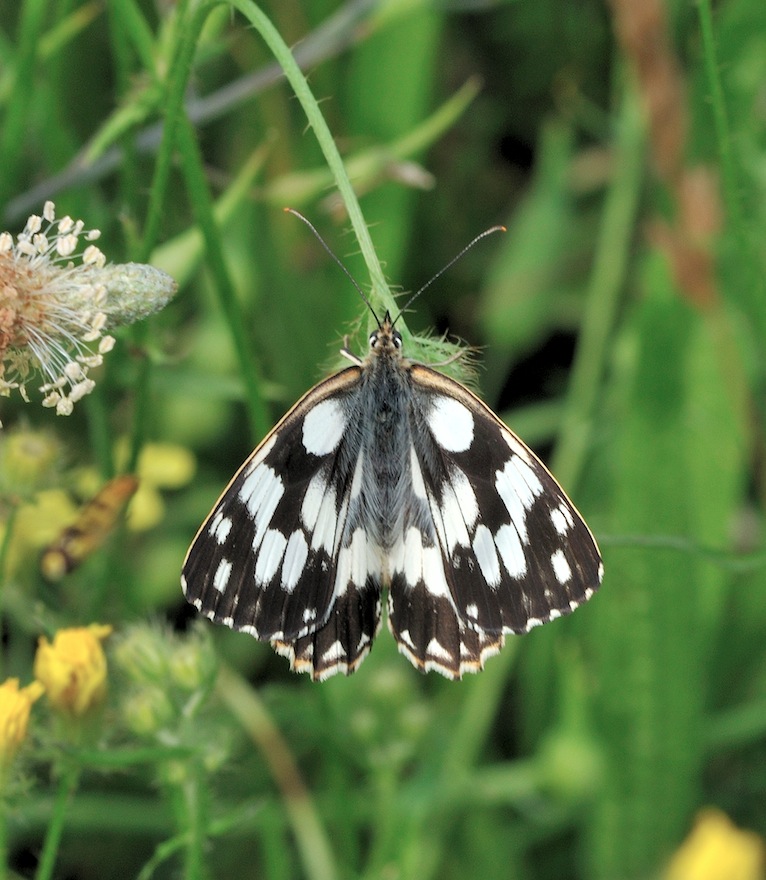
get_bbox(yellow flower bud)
[0,678,44,766]
[34,624,112,717]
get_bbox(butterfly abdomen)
[356,351,416,552]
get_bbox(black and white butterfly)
[182,224,603,681]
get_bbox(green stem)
[137,0,197,263]
[174,112,271,440]
[178,762,207,880]
[0,0,48,204]
[226,0,393,313]
[126,0,196,470]
[695,0,742,232]
[393,643,520,880]
[695,0,766,389]
[551,86,644,490]
[216,666,337,880]
[35,764,80,880]
[0,507,17,594]
[163,771,205,880]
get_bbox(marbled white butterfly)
[182,221,603,680]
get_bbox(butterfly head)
[369,310,403,356]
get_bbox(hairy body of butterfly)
[182,312,603,681]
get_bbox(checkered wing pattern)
[182,317,603,681]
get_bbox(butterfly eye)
[393,331,403,349]
[369,331,378,347]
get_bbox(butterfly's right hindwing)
[182,367,371,651]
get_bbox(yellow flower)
[665,808,765,880]
[34,624,112,716]
[113,439,196,531]
[0,678,44,766]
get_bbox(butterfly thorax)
[352,315,416,556]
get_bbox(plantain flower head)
[0,678,44,767]
[34,624,113,717]
[0,202,176,418]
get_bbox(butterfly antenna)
[392,225,506,326]
[284,207,381,327]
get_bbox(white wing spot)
[240,465,284,548]
[550,503,573,536]
[393,527,451,597]
[410,446,427,499]
[402,527,423,587]
[281,530,309,592]
[209,511,232,544]
[451,468,478,527]
[513,455,544,496]
[255,529,288,585]
[495,455,543,542]
[427,396,474,452]
[438,467,478,553]
[301,470,328,531]
[465,603,479,620]
[349,528,373,587]
[335,529,375,598]
[302,398,346,456]
[310,483,338,553]
[495,523,527,578]
[439,484,471,553]
[247,433,277,470]
[213,558,232,593]
[303,607,317,623]
[473,524,501,586]
[422,545,451,598]
[551,549,572,584]
[426,638,452,661]
[501,429,533,464]
[350,448,365,499]
[322,640,347,663]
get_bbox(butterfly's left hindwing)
[182,366,385,678]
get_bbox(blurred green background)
[1,0,765,878]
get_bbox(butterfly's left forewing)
[182,366,383,678]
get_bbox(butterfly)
[182,220,603,681]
